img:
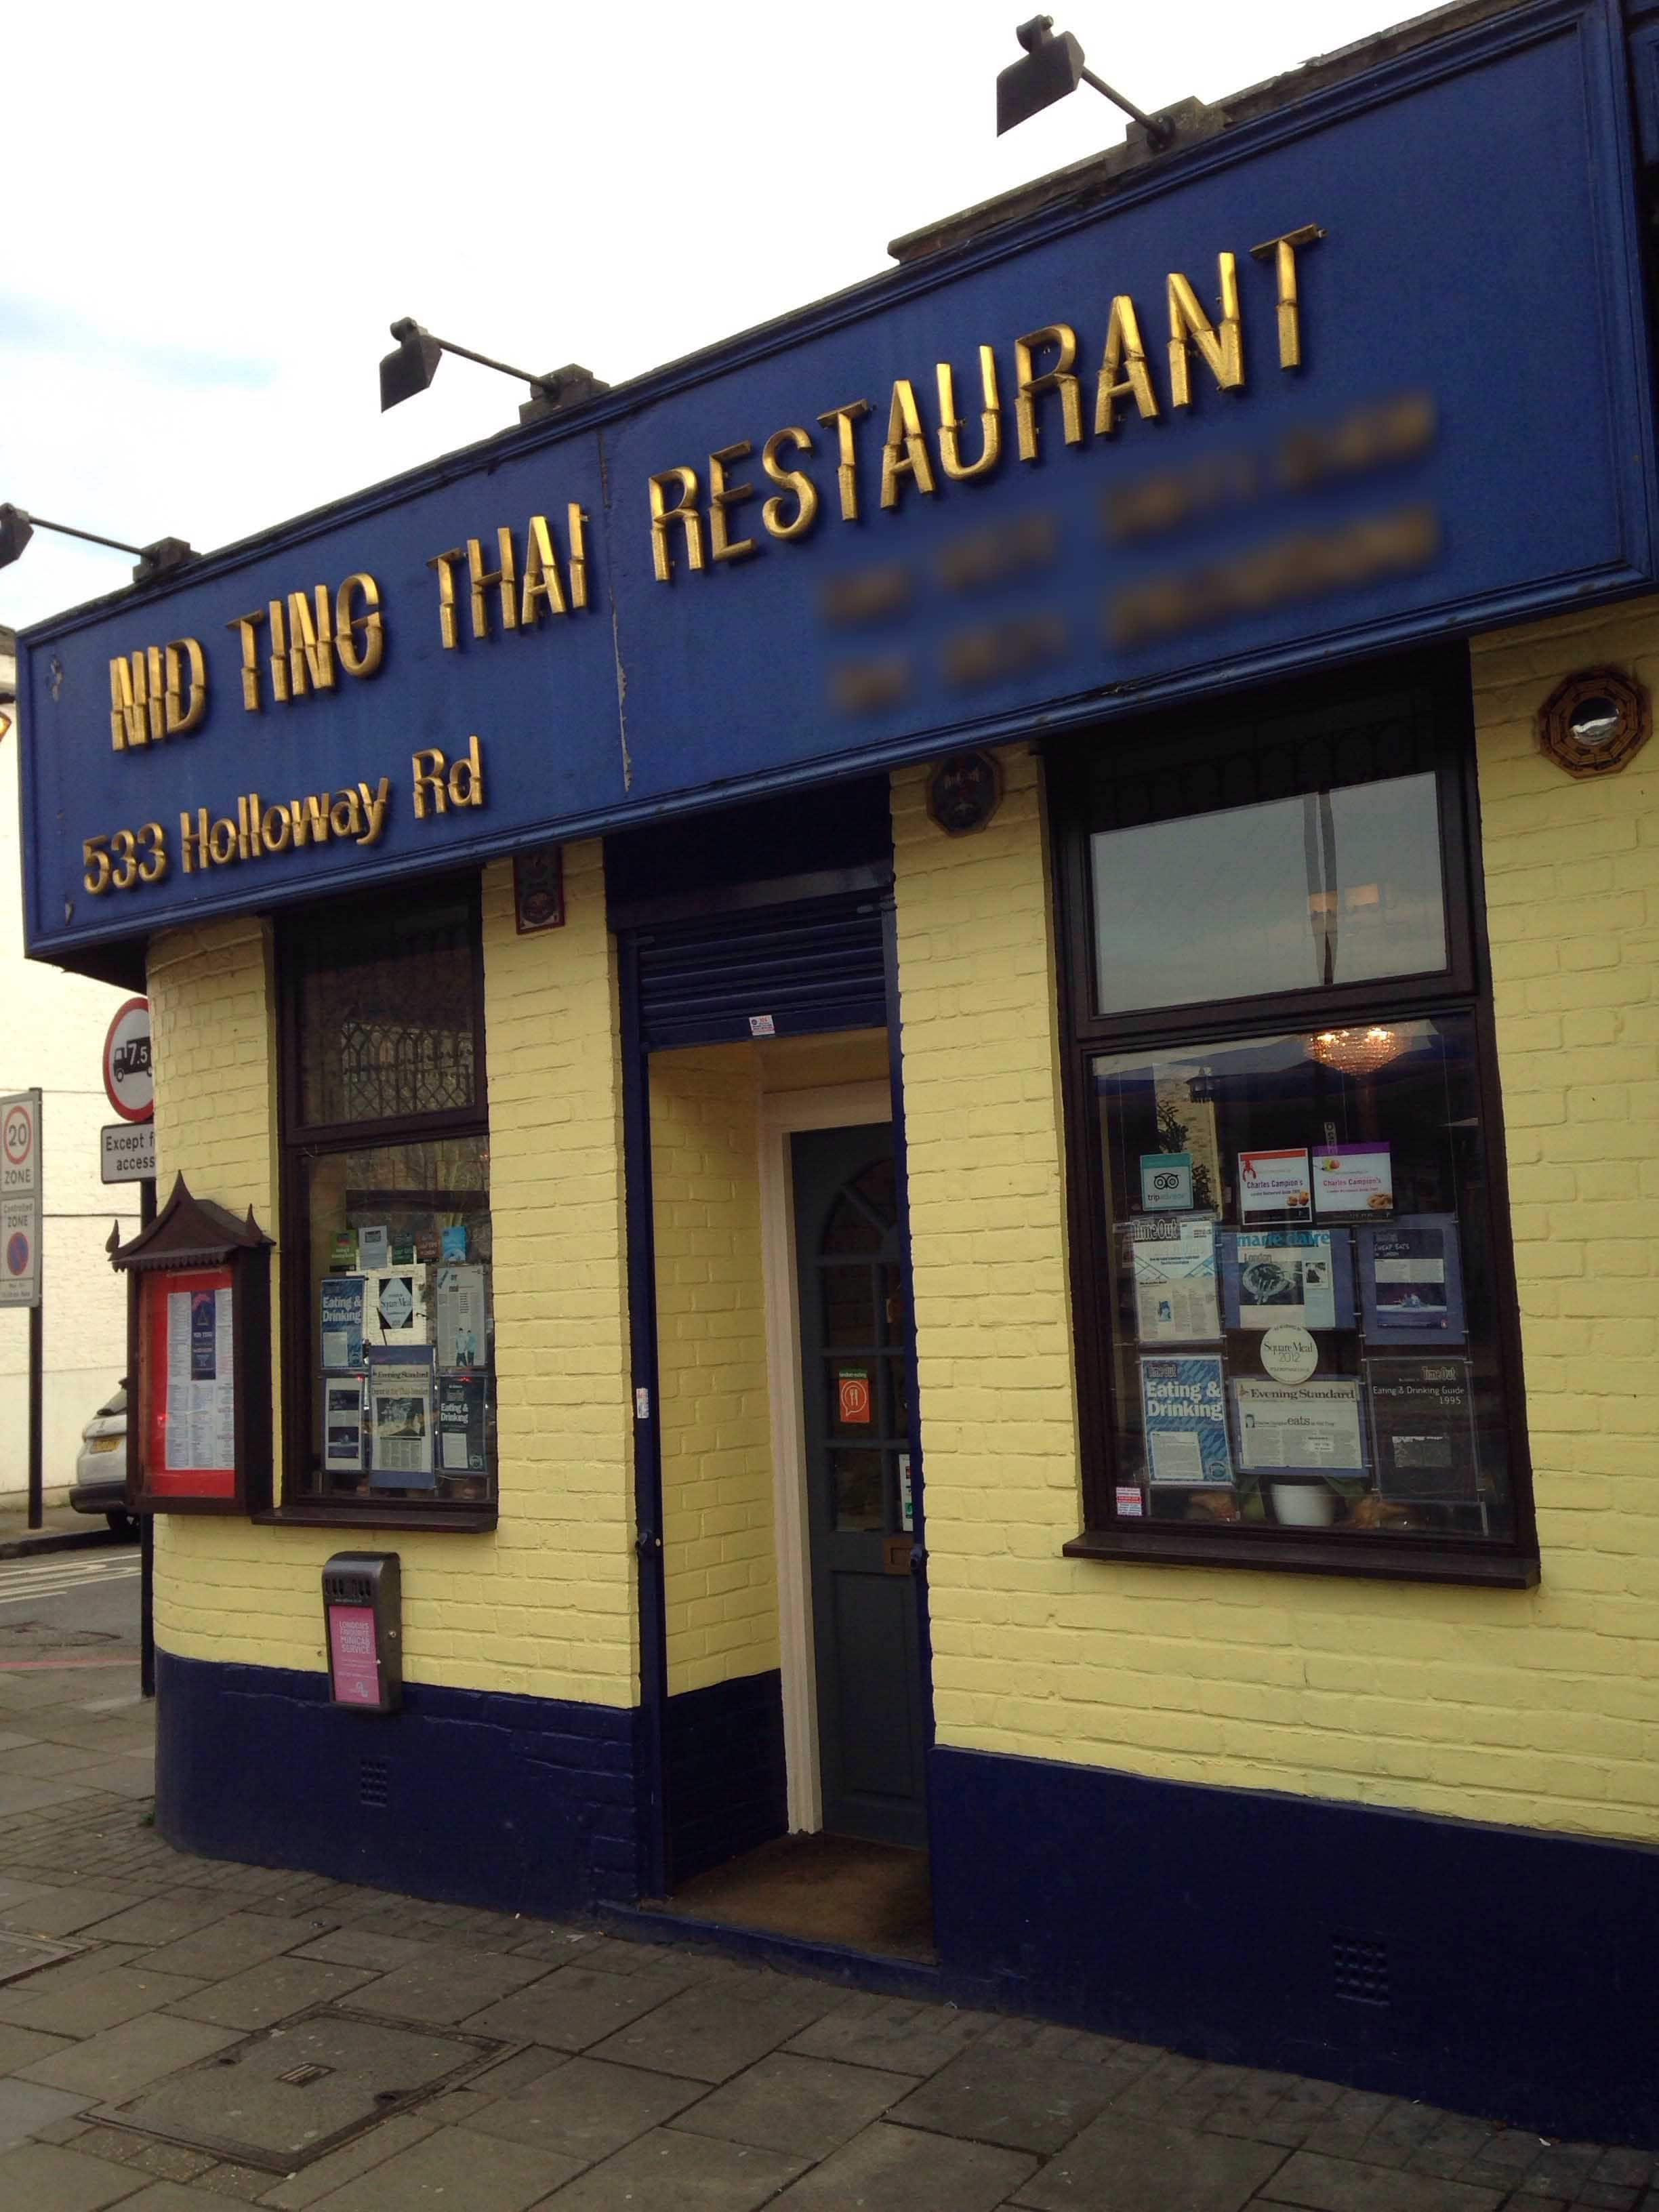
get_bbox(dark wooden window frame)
[1047,648,1539,1589]
[268,874,496,1532]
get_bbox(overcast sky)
[3,0,1411,632]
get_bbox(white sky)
[3,0,1411,632]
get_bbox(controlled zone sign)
[0,1090,41,1309]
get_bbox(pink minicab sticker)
[329,1605,381,1706]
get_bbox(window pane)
[295,899,478,1127]
[302,1135,495,1506]
[1090,773,1446,1015]
[1092,1015,1513,1544]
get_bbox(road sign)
[101,1120,156,1183]
[0,1091,41,1309]
[102,998,152,1123]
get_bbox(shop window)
[1050,658,1538,1584]
[277,883,495,1523]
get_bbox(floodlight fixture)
[0,504,194,585]
[996,15,1172,146]
[379,319,609,425]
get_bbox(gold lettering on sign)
[1167,254,1244,407]
[521,517,569,623]
[709,442,758,562]
[815,401,872,523]
[287,588,336,695]
[880,381,937,511]
[1094,296,1160,436]
[761,428,819,541]
[936,349,1002,482]
[1014,327,1083,462]
[227,578,384,706]
[335,574,384,676]
[1250,225,1326,369]
[428,549,464,649]
[411,736,485,817]
[108,640,206,750]
[649,468,705,581]
[468,529,518,639]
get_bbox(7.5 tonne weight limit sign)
[0,1090,42,1309]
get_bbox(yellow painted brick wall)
[893,632,1659,1843]
[150,842,639,1708]
[651,1044,776,1696]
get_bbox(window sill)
[255,1503,498,1535]
[1063,1525,1539,1588]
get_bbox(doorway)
[790,1121,926,1849]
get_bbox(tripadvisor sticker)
[1259,1324,1319,1385]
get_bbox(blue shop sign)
[18,0,1655,965]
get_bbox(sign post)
[1,1090,44,1528]
[100,998,155,1691]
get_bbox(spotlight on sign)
[0,504,194,585]
[996,14,1174,144]
[378,319,610,426]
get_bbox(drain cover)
[94,2008,504,2171]
[0,1933,83,1987]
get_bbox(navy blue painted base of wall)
[929,1742,1659,2146]
[155,1650,640,1918]
[663,1669,787,1887]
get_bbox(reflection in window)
[1090,772,1446,1015]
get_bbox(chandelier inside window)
[1306,1025,1409,1078]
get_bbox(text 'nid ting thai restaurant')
[18,0,1659,2146]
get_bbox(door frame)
[758,1080,893,1835]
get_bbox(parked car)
[69,1383,137,1538]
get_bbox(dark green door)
[792,1123,926,1849]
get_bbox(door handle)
[884,1536,926,1576]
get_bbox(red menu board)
[139,1267,237,1498]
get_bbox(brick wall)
[149,844,640,1710]
[892,606,1659,1843]
[651,1043,777,1696]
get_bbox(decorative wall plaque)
[1537,668,1650,778]
[927,751,1004,836]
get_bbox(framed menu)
[112,1177,272,1515]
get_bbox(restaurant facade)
[16,0,1659,2144]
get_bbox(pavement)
[0,1612,1652,2210]
[0,1502,130,1560]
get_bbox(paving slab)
[0,2018,77,2070]
[0,1964,207,2037]
[0,1885,136,1936]
[672,2049,916,2160]
[74,1895,238,1947]
[129,1912,336,1982]
[292,2120,579,2207]
[1011,2112,1289,2211]
[784,1990,998,2076]
[588,1969,843,2083]
[290,1929,434,1973]
[535,2122,808,2211]
[888,2040,1137,2153]
[16,2012,244,2100]
[454,2051,701,2160]
[347,1946,552,2026]
[0,2137,148,2209]
[771,2117,1035,2209]
[163,1955,377,2032]
[0,1774,104,1815]
[97,2186,270,2211]
[257,2112,441,2211]
[0,2074,92,2150]
[1258,2149,1505,2210]
[464,1961,696,2051]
